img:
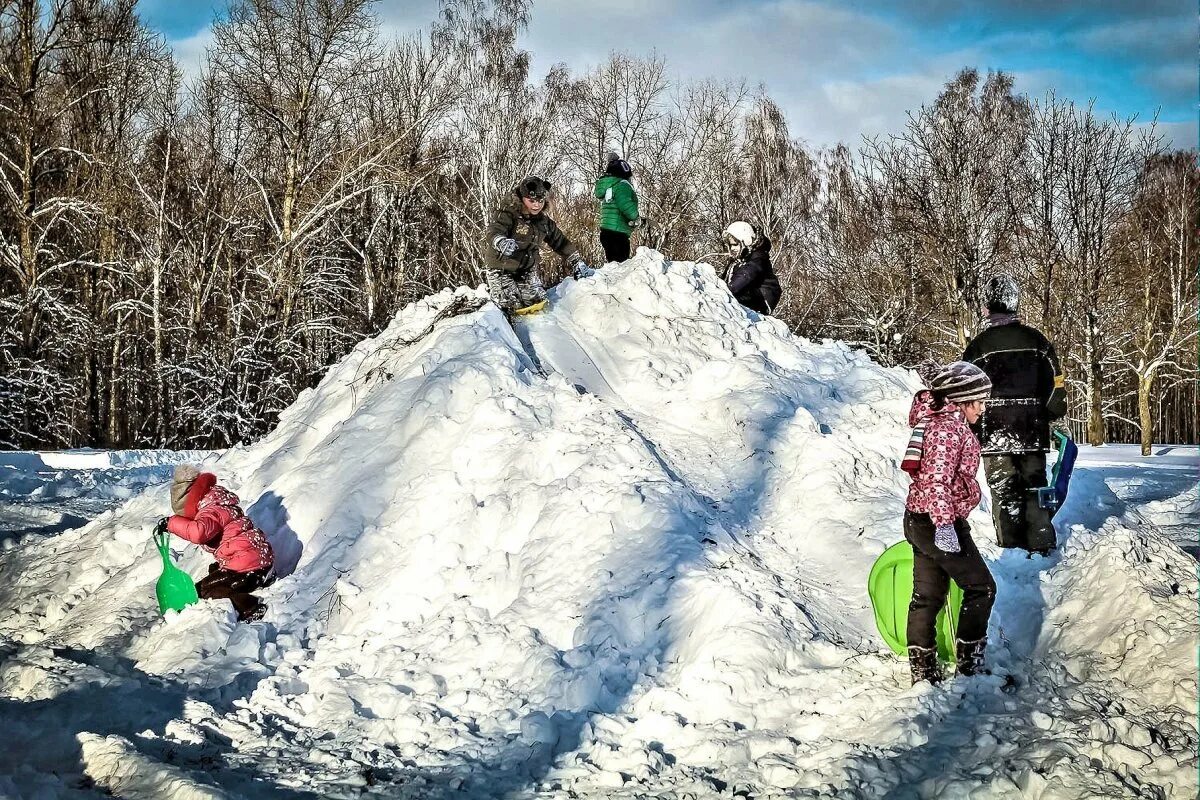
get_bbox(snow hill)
[0,251,1195,799]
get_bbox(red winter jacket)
[167,473,273,573]
[904,391,982,528]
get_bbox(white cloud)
[157,1,1190,151]
[1139,119,1198,152]
[169,27,213,81]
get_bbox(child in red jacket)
[167,465,274,621]
[901,361,995,684]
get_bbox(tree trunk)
[1138,371,1154,457]
[108,315,125,445]
[1087,358,1105,446]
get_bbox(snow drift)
[0,250,1195,799]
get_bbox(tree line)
[1,0,1195,455]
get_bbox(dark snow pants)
[983,453,1056,552]
[197,563,271,620]
[903,512,996,649]
[600,229,631,264]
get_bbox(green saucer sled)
[153,522,199,614]
[868,540,963,662]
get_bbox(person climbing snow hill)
[484,176,588,313]
[165,465,274,621]
[594,152,642,264]
[902,361,996,685]
[722,221,782,315]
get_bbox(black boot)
[956,637,988,676]
[908,646,943,685]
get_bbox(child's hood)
[175,472,218,519]
[908,390,962,427]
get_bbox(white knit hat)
[170,464,202,515]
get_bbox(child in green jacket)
[594,152,642,264]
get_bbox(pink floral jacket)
[904,391,982,527]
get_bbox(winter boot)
[955,637,988,677]
[516,270,547,308]
[908,645,943,685]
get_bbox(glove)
[933,523,961,553]
[1050,419,1072,443]
[493,237,518,257]
[154,516,170,535]
[628,217,642,230]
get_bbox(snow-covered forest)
[0,0,1196,454]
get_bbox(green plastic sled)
[154,524,199,614]
[868,540,963,662]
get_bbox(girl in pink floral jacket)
[901,361,995,685]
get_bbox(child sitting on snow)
[165,465,274,621]
[901,361,996,685]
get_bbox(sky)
[140,0,1197,150]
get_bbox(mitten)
[934,523,961,553]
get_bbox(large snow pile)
[0,251,1195,799]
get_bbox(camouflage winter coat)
[484,194,580,274]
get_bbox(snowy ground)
[0,252,1195,799]
[0,450,213,548]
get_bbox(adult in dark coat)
[962,273,1068,554]
[484,176,586,311]
[722,221,782,315]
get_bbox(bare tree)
[1059,103,1157,445]
[867,69,1032,349]
[638,77,747,256]
[433,0,569,280]
[1112,151,1199,454]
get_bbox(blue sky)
[141,0,1197,150]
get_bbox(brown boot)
[908,645,943,685]
[956,637,988,676]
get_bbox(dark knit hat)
[930,361,992,404]
[985,273,1020,314]
[605,152,633,179]
[517,176,552,200]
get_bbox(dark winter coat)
[484,194,580,274]
[724,235,782,314]
[962,318,1067,455]
[167,473,274,573]
[594,176,639,235]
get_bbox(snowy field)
[0,450,213,549]
[0,252,1195,799]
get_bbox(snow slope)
[0,251,1195,799]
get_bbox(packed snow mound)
[0,250,1195,799]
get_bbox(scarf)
[984,311,1020,329]
[901,422,927,475]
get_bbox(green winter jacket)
[594,176,640,235]
[484,194,580,274]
